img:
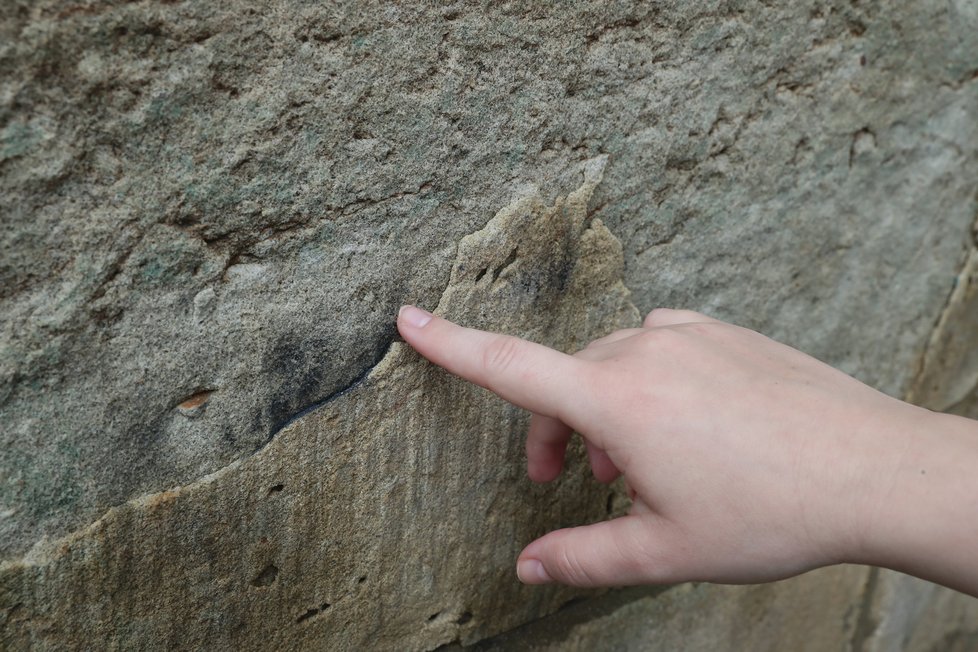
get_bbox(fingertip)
[398,305,433,331]
[516,558,553,584]
[527,460,562,483]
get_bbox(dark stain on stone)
[251,563,279,587]
[456,611,473,625]
[492,248,519,283]
[554,255,575,293]
[257,330,397,452]
[267,483,284,495]
[296,602,331,624]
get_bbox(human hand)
[396,305,976,593]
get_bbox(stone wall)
[2,1,977,649]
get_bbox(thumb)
[517,515,672,587]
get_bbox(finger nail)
[517,559,553,584]
[399,305,433,329]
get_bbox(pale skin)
[395,305,978,596]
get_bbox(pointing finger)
[397,305,591,423]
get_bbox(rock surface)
[452,565,871,651]
[909,229,978,420]
[2,0,978,649]
[1,161,638,650]
[862,570,978,652]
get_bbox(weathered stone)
[909,243,978,420]
[452,565,871,651]
[2,0,978,649]
[861,570,978,652]
[1,161,638,650]
[3,0,977,563]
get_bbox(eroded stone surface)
[862,570,978,652]
[2,1,978,649]
[909,244,978,419]
[453,565,871,651]
[0,161,639,650]
[3,0,978,563]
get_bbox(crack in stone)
[906,230,978,407]
[1,176,529,568]
[1,157,624,652]
[259,335,397,452]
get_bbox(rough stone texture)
[909,230,978,420]
[2,0,978,649]
[1,162,638,650]
[862,570,978,652]
[449,565,871,651]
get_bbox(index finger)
[397,305,590,422]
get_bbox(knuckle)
[645,308,712,327]
[481,335,523,376]
[679,322,715,340]
[572,348,601,365]
[635,328,670,350]
[643,308,675,327]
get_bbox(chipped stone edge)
[906,246,978,410]
[2,156,612,573]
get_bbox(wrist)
[847,407,978,594]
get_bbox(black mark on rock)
[848,127,876,167]
[268,484,284,495]
[252,564,279,587]
[456,611,473,625]
[296,602,331,624]
[257,332,396,453]
[492,248,519,283]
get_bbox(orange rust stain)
[178,390,213,410]
[144,489,180,510]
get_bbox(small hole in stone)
[295,601,331,624]
[268,484,284,495]
[492,248,519,282]
[357,575,367,584]
[456,611,473,625]
[428,611,441,622]
[177,390,213,409]
[175,389,215,416]
[252,564,279,587]
[296,608,319,624]
[474,267,489,283]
